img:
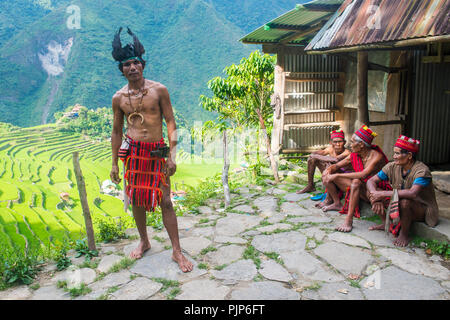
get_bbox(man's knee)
[350,179,362,190]
[160,197,173,211]
[399,199,411,210]
[308,157,317,166]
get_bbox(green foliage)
[95,216,130,243]
[180,173,223,212]
[56,106,113,141]
[0,243,44,287]
[243,245,261,269]
[66,283,92,298]
[55,244,72,271]
[146,208,164,230]
[108,257,135,273]
[411,237,449,259]
[74,239,98,261]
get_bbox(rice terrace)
[0,122,224,252]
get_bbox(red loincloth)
[120,135,168,212]
[339,145,392,218]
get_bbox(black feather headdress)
[112,27,145,63]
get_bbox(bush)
[95,216,129,243]
[0,243,44,288]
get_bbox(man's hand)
[110,165,121,184]
[323,173,337,185]
[371,201,385,216]
[368,190,385,204]
[164,158,176,177]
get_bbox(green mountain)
[0,0,301,128]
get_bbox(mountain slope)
[0,0,300,127]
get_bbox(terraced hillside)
[0,123,225,252]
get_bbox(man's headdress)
[112,27,145,64]
[394,135,420,154]
[330,129,344,140]
[355,125,377,145]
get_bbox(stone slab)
[214,235,247,245]
[215,213,263,236]
[314,242,373,276]
[280,250,344,283]
[288,216,332,224]
[230,204,255,214]
[0,286,33,300]
[109,277,162,300]
[253,196,278,217]
[176,280,230,300]
[30,285,71,300]
[206,244,245,266]
[211,259,257,282]
[410,218,450,242]
[361,266,447,300]
[180,236,212,256]
[230,281,300,300]
[301,227,327,241]
[257,223,292,233]
[97,254,123,273]
[259,259,293,282]
[302,282,365,300]
[197,206,214,215]
[252,231,307,254]
[377,248,450,280]
[327,232,371,249]
[432,171,450,193]
[283,193,311,202]
[130,250,206,282]
[280,202,312,216]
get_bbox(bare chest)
[120,92,161,118]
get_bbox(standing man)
[297,129,350,194]
[367,136,439,247]
[110,27,193,272]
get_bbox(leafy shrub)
[54,242,72,271]
[74,239,98,260]
[0,244,44,288]
[95,216,129,243]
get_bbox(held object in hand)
[150,146,170,158]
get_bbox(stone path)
[1,181,449,300]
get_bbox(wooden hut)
[241,0,450,165]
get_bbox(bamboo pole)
[72,151,96,251]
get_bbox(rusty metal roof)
[240,0,344,45]
[305,0,450,52]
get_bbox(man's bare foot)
[393,234,409,247]
[315,198,332,208]
[322,203,343,212]
[369,224,385,231]
[172,250,193,273]
[130,240,151,259]
[296,185,316,194]
[335,220,353,232]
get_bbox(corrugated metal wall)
[410,50,450,164]
[281,53,341,151]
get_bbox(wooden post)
[357,51,370,127]
[72,152,96,251]
[222,129,231,207]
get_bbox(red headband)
[330,129,344,140]
[395,135,420,154]
[355,125,377,145]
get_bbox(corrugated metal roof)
[240,0,344,45]
[306,0,450,51]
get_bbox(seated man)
[320,125,390,232]
[297,129,350,194]
[367,135,439,247]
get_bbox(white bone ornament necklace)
[127,85,147,125]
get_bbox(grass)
[0,124,233,256]
[108,257,136,273]
[243,245,261,269]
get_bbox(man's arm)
[159,85,177,176]
[334,151,383,181]
[110,95,124,184]
[310,146,338,162]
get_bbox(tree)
[199,75,245,207]
[219,51,280,182]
